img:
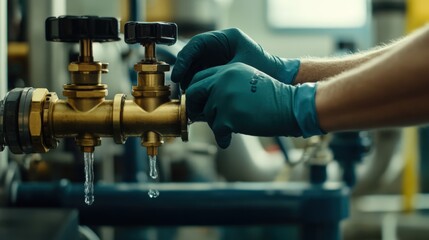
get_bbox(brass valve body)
[0,19,188,155]
[48,97,186,140]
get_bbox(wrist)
[279,58,300,85]
[293,83,326,137]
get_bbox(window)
[267,0,367,29]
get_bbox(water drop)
[148,155,159,198]
[149,155,158,179]
[148,188,159,198]
[84,152,95,205]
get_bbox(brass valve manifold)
[4,39,187,156]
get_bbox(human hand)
[172,28,300,90]
[186,63,324,148]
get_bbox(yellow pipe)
[402,127,419,212]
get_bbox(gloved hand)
[172,28,300,90]
[187,62,325,148]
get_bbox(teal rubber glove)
[172,28,300,90]
[187,63,325,148]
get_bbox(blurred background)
[2,0,429,239]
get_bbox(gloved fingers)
[194,106,233,149]
[190,65,224,86]
[171,37,205,85]
[186,76,215,121]
[180,61,205,90]
[215,133,232,149]
[172,31,231,90]
[212,122,233,149]
[202,94,233,149]
[186,66,225,120]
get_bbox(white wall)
[221,0,374,58]
[0,0,7,169]
[66,0,121,17]
[224,0,335,57]
[0,0,6,97]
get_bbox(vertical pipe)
[0,0,8,171]
[130,0,142,21]
[402,127,419,212]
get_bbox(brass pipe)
[122,100,182,136]
[51,100,114,137]
[4,22,189,156]
[49,99,184,139]
[142,131,162,156]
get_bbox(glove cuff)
[279,58,300,85]
[293,83,325,138]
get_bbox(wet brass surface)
[142,131,162,156]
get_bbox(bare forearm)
[294,35,410,85]
[316,25,429,132]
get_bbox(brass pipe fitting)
[132,60,173,155]
[65,38,108,152]
[142,131,162,157]
[0,18,188,158]
[124,21,185,155]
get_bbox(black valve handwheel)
[46,15,120,42]
[124,22,177,45]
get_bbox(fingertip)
[216,134,232,149]
[171,58,186,83]
[185,81,210,121]
[172,39,201,84]
[212,124,232,149]
[189,66,221,86]
[170,67,180,83]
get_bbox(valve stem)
[79,38,94,63]
[144,42,156,62]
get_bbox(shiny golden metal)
[142,131,163,156]
[42,92,59,149]
[68,62,108,72]
[23,31,188,156]
[112,94,126,144]
[29,88,50,153]
[134,63,169,72]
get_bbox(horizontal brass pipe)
[52,100,113,137]
[51,99,182,138]
[122,100,181,136]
